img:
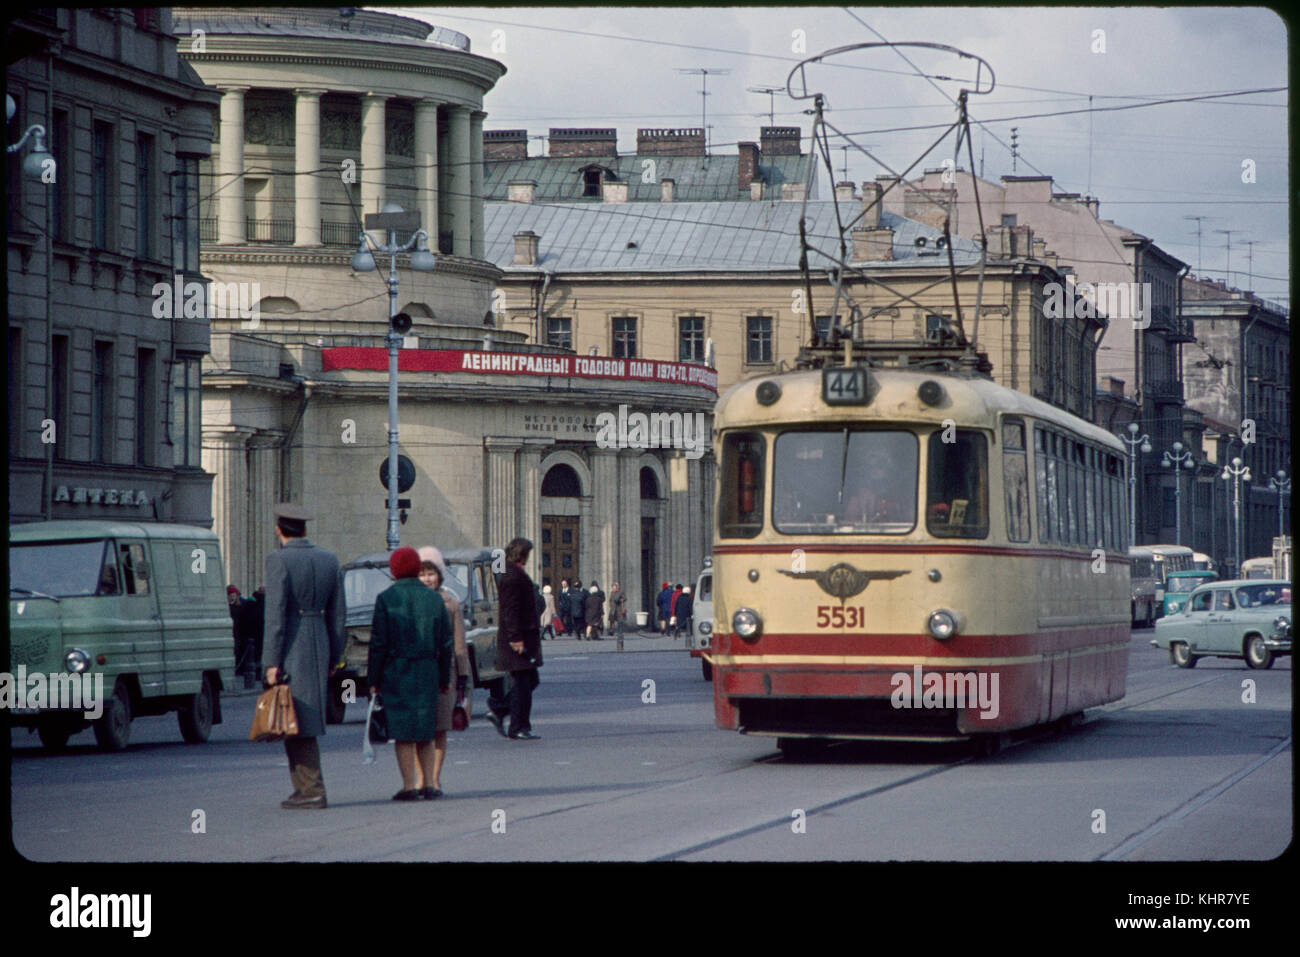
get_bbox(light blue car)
[1152,579,1292,669]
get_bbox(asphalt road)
[8,629,1291,862]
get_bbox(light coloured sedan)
[1152,579,1291,669]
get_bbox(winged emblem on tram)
[778,562,910,603]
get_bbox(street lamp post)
[1221,457,1251,577]
[351,204,436,551]
[1161,441,1196,546]
[1268,470,1291,540]
[1119,422,1151,547]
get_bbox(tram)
[708,353,1132,754]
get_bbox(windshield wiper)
[10,586,61,602]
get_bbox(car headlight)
[928,609,959,640]
[64,649,90,674]
[1167,600,1183,614]
[699,621,712,635]
[732,608,761,640]
[1274,616,1290,632]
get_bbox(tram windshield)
[773,430,917,534]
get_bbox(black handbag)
[367,696,389,744]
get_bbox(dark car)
[329,547,505,723]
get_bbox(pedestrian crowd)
[249,502,698,809]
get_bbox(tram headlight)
[64,649,90,674]
[732,608,762,641]
[700,621,712,635]
[927,609,960,640]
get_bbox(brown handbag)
[250,682,299,741]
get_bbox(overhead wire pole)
[677,67,731,154]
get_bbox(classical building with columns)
[171,8,715,614]
[173,7,504,329]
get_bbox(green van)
[8,521,237,752]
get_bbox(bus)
[709,361,1131,756]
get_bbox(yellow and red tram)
[709,361,1131,752]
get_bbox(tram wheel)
[971,732,1007,758]
[777,737,823,761]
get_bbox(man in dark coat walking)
[487,537,542,739]
[263,503,346,809]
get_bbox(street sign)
[378,455,416,493]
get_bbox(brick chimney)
[903,187,957,231]
[484,129,528,161]
[1031,238,1047,260]
[602,180,629,203]
[513,230,539,266]
[507,180,537,204]
[637,128,705,156]
[548,128,617,158]
[660,178,675,202]
[780,183,807,202]
[835,181,856,203]
[851,226,894,261]
[738,141,761,191]
[859,182,883,228]
[760,125,801,156]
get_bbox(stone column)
[447,105,472,256]
[414,98,440,252]
[617,451,643,616]
[470,110,486,259]
[484,438,520,550]
[687,453,705,575]
[248,432,282,588]
[578,493,594,586]
[202,427,253,589]
[217,87,249,245]
[517,439,552,583]
[293,89,326,246]
[360,93,389,215]
[667,453,691,585]
[590,448,620,591]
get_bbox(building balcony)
[1145,377,1183,400]
[245,218,295,244]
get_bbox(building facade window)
[92,340,114,463]
[51,334,68,460]
[679,315,704,362]
[746,315,773,364]
[172,154,200,273]
[136,133,155,260]
[814,315,839,342]
[172,357,201,467]
[92,121,115,250]
[136,348,156,466]
[546,317,572,350]
[8,327,22,453]
[51,108,71,241]
[612,316,637,358]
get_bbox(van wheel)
[1171,642,1196,669]
[38,720,74,752]
[325,675,347,725]
[1244,634,1274,670]
[178,675,215,743]
[94,680,132,752]
[701,659,713,681]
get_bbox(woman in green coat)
[367,547,452,801]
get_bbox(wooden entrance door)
[541,516,579,588]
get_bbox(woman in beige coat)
[417,545,472,797]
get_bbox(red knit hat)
[389,546,421,580]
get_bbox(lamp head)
[409,233,435,272]
[351,236,375,272]
[1140,441,1151,454]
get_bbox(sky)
[383,5,1289,305]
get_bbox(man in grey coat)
[263,503,346,809]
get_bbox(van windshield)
[10,540,114,597]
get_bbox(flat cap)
[273,502,313,522]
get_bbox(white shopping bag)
[362,695,381,764]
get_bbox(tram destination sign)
[822,366,871,405]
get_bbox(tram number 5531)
[822,366,869,405]
[816,605,865,628]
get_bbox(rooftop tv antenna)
[747,84,783,126]
[1182,215,1216,275]
[1214,228,1237,285]
[678,67,732,154]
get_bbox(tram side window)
[720,432,765,538]
[1035,428,1049,544]
[927,430,988,538]
[1003,418,1031,542]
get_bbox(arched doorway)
[540,463,581,587]
[640,465,661,614]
